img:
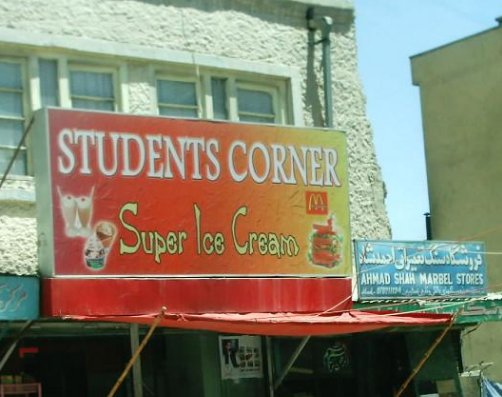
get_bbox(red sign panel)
[33,109,351,277]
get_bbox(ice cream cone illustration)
[95,221,117,250]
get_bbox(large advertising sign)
[33,108,351,277]
[354,240,487,299]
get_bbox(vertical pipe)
[130,324,144,397]
[322,30,333,128]
[424,212,432,240]
[307,9,334,128]
[266,337,275,397]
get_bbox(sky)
[354,0,501,240]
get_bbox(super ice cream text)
[56,128,342,186]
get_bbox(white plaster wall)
[0,0,390,275]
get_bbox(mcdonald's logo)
[305,191,328,215]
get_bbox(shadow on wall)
[306,27,325,127]
[108,0,311,27]
[113,0,354,31]
[107,0,354,128]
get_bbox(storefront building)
[354,239,496,397]
[0,0,450,396]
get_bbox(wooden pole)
[0,321,33,372]
[394,314,457,397]
[107,307,166,397]
[273,336,310,390]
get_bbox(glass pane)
[70,70,114,98]
[237,88,274,115]
[72,98,115,111]
[0,91,23,117]
[211,78,228,120]
[39,59,59,107]
[239,114,275,124]
[159,106,198,118]
[0,62,22,89]
[157,80,196,106]
[0,148,26,175]
[0,119,24,146]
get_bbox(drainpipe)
[424,212,432,240]
[307,8,334,128]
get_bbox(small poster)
[219,335,263,379]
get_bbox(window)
[39,59,59,107]
[157,77,199,118]
[0,59,27,175]
[237,85,276,123]
[69,67,116,111]
[0,48,292,176]
[157,73,285,125]
[210,77,228,120]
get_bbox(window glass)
[0,62,22,89]
[0,119,24,147]
[157,79,198,118]
[0,91,23,118]
[211,78,228,120]
[71,98,115,111]
[0,60,26,175]
[0,148,26,175]
[237,88,275,123]
[39,59,59,107]
[70,70,115,111]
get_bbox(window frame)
[66,63,121,112]
[234,81,283,124]
[0,30,302,176]
[155,73,203,119]
[155,68,289,125]
[0,56,31,176]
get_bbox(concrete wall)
[411,24,502,381]
[0,0,390,275]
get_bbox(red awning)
[64,310,452,336]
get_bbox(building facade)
[411,20,502,382]
[0,0,390,272]
[0,0,401,396]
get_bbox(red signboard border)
[42,277,352,316]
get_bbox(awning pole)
[266,337,275,397]
[394,315,457,397]
[0,321,33,372]
[273,336,310,391]
[107,307,166,397]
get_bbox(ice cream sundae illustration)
[84,233,106,270]
[308,215,343,268]
[84,221,117,271]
